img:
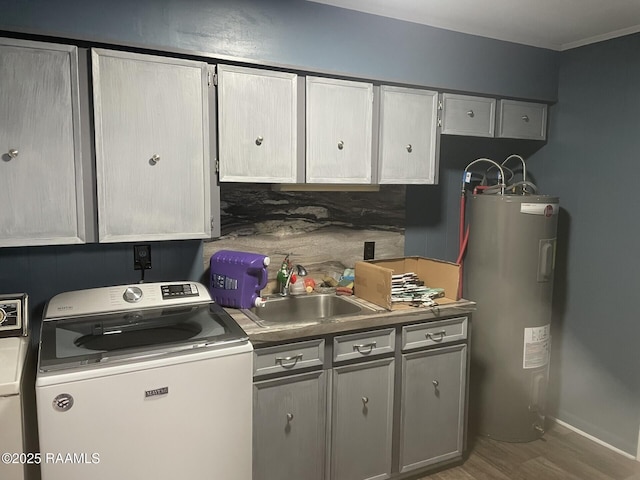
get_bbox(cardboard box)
[354,257,461,310]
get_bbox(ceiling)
[307,0,640,51]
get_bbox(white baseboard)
[548,417,638,461]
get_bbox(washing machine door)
[38,302,248,372]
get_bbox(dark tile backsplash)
[204,184,406,288]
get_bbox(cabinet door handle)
[432,380,439,387]
[150,154,160,165]
[353,341,376,354]
[255,136,264,146]
[362,396,369,405]
[406,144,412,153]
[337,140,344,150]
[521,115,530,122]
[7,148,19,159]
[466,110,475,118]
[275,353,303,367]
[426,330,446,342]
[286,413,294,422]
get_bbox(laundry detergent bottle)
[209,250,270,309]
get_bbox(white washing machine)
[0,336,30,480]
[36,282,253,480]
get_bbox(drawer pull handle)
[426,330,446,342]
[521,115,530,122]
[353,341,377,354]
[7,148,19,159]
[255,136,264,146]
[150,154,160,165]
[362,396,369,405]
[406,144,412,153]
[466,110,475,118]
[286,413,294,422]
[337,140,345,150]
[275,353,303,368]
[432,380,439,387]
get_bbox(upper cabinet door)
[92,49,211,242]
[218,65,300,183]
[441,93,496,137]
[497,100,547,140]
[306,77,373,184]
[379,86,439,184]
[0,38,88,247]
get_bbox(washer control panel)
[0,294,28,337]
[161,283,199,299]
[44,282,211,319]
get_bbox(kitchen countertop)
[225,295,475,346]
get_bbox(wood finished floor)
[420,422,640,480]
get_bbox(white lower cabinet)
[399,344,467,473]
[253,370,327,480]
[331,358,395,480]
[252,316,470,480]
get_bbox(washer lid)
[0,337,28,396]
[38,302,248,372]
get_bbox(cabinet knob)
[406,144,412,153]
[432,380,439,387]
[286,413,294,422]
[521,115,530,123]
[255,136,264,146]
[337,140,344,150]
[362,396,369,405]
[150,154,161,165]
[7,148,18,159]
[466,110,475,118]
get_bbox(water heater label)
[520,203,559,216]
[523,325,551,369]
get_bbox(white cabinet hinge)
[207,72,218,87]
[438,100,443,110]
[215,158,219,173]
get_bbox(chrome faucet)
[277,255,308,296]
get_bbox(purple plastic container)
[209,250,270,309]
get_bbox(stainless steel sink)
[244,294,375,325]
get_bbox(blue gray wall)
[0,0,558,101]
[529,33,640,456]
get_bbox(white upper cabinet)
[306,76,374,184]
[217,65,301,183]
[496,99,547,140]
[92,49,211,242]
[441,93,496,137]
[0,38,89,247]
[378,86,439,184]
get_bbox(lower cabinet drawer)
[254,339,325,377]
[402,317,468,351]
[333,328,395,363]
